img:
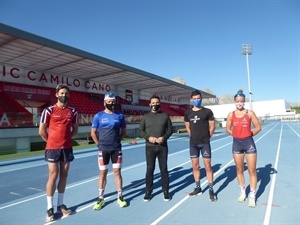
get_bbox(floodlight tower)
[241,44,253,110]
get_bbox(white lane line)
[263,123,282,225]
[0,150,188,210]
[0,142,225,211]
[0,194,47,209]
[0,137,187,173]
[0,135,220,174]
[0,161,47,173]
[9,192,23,196]
[287,123,300,137]
[0,125,270,210]
[0,124,278,214]
[44,195,115,225]
[27,187,43,192]
[150,122,279,225]
[45,161,197,225]
[150,159,234,225]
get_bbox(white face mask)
[235,102,245,110]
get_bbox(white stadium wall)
[205,99,292,119]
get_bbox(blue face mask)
[192,99,202,107]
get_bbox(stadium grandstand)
[0,23,215,153]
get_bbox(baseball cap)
[104,92,116,100]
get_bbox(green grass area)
[0,124,266,162]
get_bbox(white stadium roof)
[0,23,215,99]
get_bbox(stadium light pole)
[241,44,253,110]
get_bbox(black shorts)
[189,143,212,158]
[98,149,122,170]
[45,148,74,163]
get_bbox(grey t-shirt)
[139,111,173,146]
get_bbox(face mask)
[58,96,69,104]
[151,105,160,112]
[192,99,202,107]
[236,102,245,110]
[105,103,115,111]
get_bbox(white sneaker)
[248,196,256,208]
[237,192,246,202]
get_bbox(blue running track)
[0,121,299,225]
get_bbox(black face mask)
[106,103,115,111]
[58,96,69,104]
[151,105,160,112]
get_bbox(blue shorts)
[45,148,74,163]
[232,137,257,154]
[189,143,212,159]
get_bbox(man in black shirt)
[139,95,173,201]
[184,90,217,201]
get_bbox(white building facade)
[205,99,296,121]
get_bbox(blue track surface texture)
[0,121,299,225]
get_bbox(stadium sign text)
[1,65,111,93]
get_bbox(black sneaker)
[46,208,55,223]
[189,188,202,197]
[209,189,217,202]
[143,192,152,202]
[57,204,72,216]
[163,191,171,201]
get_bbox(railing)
[0,111,33,128]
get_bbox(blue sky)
[1,0,299,104]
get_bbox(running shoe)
[57,204,72,216]
[163,191,171,201]
[209,189,217,202]
[46,208,55,223]
[117,196,127,207]
[248,196,256,208]
[143,192,152,202]
[189,188,202,197]
[237,192,246,202]
[93,198,105,210]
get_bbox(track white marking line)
[263,123,282,225]
[150,122,279,225]
[0,150,187,210]
[0,137,186,173]
[286,123,300,137]
[0,124,280,223]
[150,160,234,225]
